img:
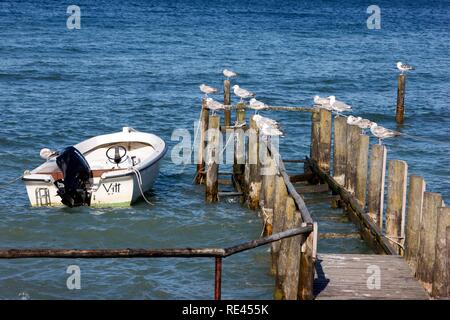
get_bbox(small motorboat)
[22,127,167,207]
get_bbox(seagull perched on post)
[253,115,283,137]
[249,98,268,114]
[347,115,375,134]
[370,123,401,144]
[329,96,352,116]
[232,85,255,102]
[396,62,415,75]
[205,98,225,115]
[223,69,237,80]
[313,95,333,110]
[199,84,218,98]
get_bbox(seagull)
[260,123,283,137]
[223,69,237,80]
[347,116,375,134]
[347,115,362,126]
[313,95,332,110]
[40,148,58,160]
[232,85,255,102]
[329,96,352,116]
[199,84,218,98]
[396,62,415,75]
[253,114,278,128]
[370,123,401,144]
[249,98,268,114]
[205,98,225,115]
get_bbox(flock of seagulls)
[199,62,409,143]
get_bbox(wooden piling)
[233,103,246,187]
[195,99,209,184]
[271,175,288,275]
[205,115,220,203]
[247,115,261,210]
[298,223,315,300]
[333,115,347,186]
[281,198,302,300]
[310,110,320,162]
[223,80,231,127]
[367,144,387,229]
[405,175,426,273]
[396,74,406,124]
[344,124,361,194]
[385,160,408,254]
[416,192,443,293]
[432,207,449,297]
[354,134,369,207]
[318,109,332,172]
[262,156,276,236]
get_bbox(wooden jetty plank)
[271,175,288,275]
[367,144,387,229]
[432,207,449,298]
[416,192,443,293]
[405,175,426,273]
[205,115,220,202]
[295,184,329,194]
[318,109,332,172]
[355,135,369,207]
[333,115,347,186]
[344,124,361,194]
[386,160,408,254]
[195,99,209,184]
[314,254,429,300]
[289,173,314,183]
[304,195,340,206]
[306,158,397,255]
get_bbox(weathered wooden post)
[298,223,316,300]
[262,155,276,236]
[432,207,449,297]
[318,109,332,172]
[233,103,246,187]
[354,134,369,207]
[310,110,320,162]
[367,144,387,229]
[223,79,231,127]
[271,174,288,275]
[195,99,209,184]
[416,192,443,293]
[247,116,261,210]
[385,160,408,254]
[205,115,220,202]
[344,124,361,194]
[404,175,426,273]
[396,74,406,124]
[333,115,347,185]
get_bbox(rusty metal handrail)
[0,225,312,300]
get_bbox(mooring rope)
[131,167,153,206]
[0,175,23,189]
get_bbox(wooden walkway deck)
[314,254,429,300]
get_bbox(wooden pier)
[196,86,448,300]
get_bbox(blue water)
[0,0,449,299]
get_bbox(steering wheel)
[106,146,127,166]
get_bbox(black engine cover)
[54,146,91,207]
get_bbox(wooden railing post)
[223,80,231,127]
[344,124,361,194]
[247,115,261,209]
[318,109,332,172]
[195,99,209,184]
[271,174,288,275]
[355,134,369,207]
[416,192,443,293]
[367,144,387,229]
[298,223,316,300]
[214,257,222,300]
[205,115,220,202]
[333,115,347,185]
[262,155,276,236]
[431,207,449,298]
[386,160,408,255]
[405,175,426,273]
[233,103,246,187]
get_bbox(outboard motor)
[54,146,91,207]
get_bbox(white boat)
[22,127,167,207]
